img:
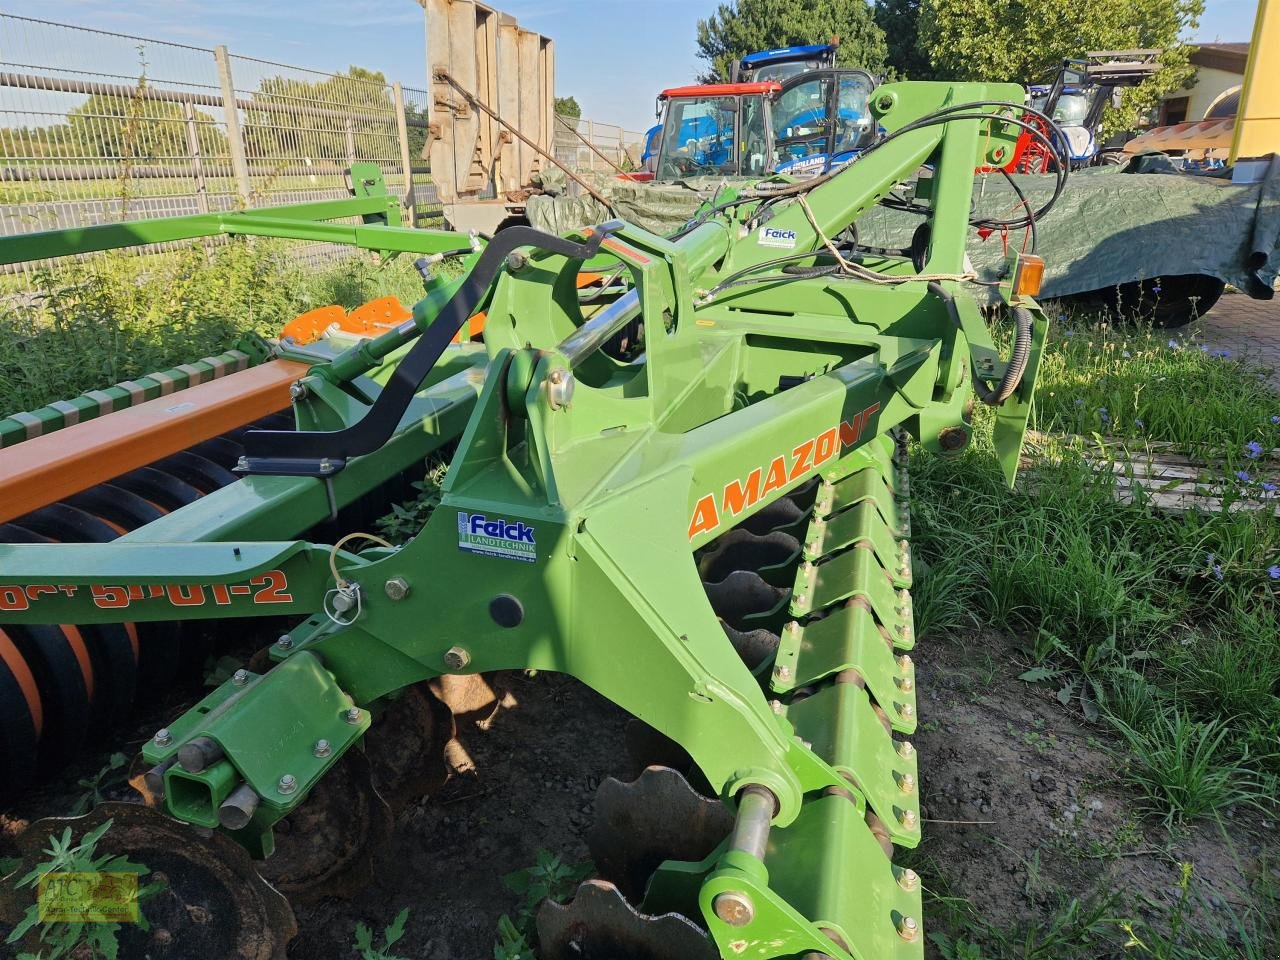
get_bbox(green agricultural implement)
[0,81,1057,958]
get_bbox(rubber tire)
[1057,274,1225,329]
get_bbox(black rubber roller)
[0,627,42,798]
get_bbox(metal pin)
[712,890,755,927]
[177,736,224,773]
[143,757,177,797]
[219,783,261,830]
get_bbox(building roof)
[1190,43,1250,73]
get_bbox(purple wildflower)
[1262,482,1278,494]
[1214,348,1231,359]
[1135,418,1145,428]
[1212,564,1224,581]
[1074,398,1084,407]
[1245,440,1263,459]
[1064,329,1074,337]
[1272,415,1280,424]
[1122,350,1131,358]
[1152,283,1163,294]
[1236,470,1251,483]
[1168,339,1180,349]
[1269,565,1280,580]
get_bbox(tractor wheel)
[1057,274,1225,329]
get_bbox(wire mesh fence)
[0,13,440,279]
[0,12,637,284]
[553,115,648,175]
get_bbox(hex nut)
[154,728,172,747]
[313,739,332,758]
[384,577,410,601]
[278,774,297,795]
[443,646,471,671]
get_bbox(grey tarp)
[526,162,1280,300]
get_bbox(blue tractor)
[641,42,879,181]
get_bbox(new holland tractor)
[0,80,1065,958]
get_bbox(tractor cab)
[650,68,878,181]
[1030,51,1160,166]
[733,42,840,83]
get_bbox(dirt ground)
[1,629,1271,959]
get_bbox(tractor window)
[831,73,876,155]
[1052,93,1091,125]
[740,95,769,175]
[773,77,830,167]
[656,97,740,179]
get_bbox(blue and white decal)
[757,225,798,249]
[457,512,537,563]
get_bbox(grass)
[0,239,427,415]
[911,315,1280,825]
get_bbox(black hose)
[928,281,1034,405]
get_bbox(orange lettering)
[688,494,720,539]
[722,468,762,517]
[813,427,839,466]
[761,456,790,496]
[789,439,816,482]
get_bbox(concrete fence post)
[213,45,252,205]
[393,82,415,224]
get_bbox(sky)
[13,0,1261,133]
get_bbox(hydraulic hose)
[928,281,1034,405]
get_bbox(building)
[1158,43,1249,124]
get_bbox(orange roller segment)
[343,296,412,335]
[58,625,95,703]
[280,305,346,346]
[0,359,308,524]
[0,628,43,738]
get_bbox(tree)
[695,0,889,83]
[243,66,398,163]
[554,96,582,118]
[66,92,226,161]
[875,0,933,79]
[918,0,1204,132]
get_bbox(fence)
[0,12,436,278]
[0,13,638,281]
[553,115,648,175]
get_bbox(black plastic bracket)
[239,221,623,477]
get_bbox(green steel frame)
[0,82,1048,960]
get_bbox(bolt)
[232,669,249,686]
[278,774,297,795]
[897,915,919,941]
[774,664,793,682]
[897,740,915,758]
[898,702,915,720]
[276,635,293,650]
[154,728,172,747]
[769,699,784,715]
[318,458,334,474]
[898,868,920,892]
[899,809,918,829]
[289,381,308,401]
[897,653,912,672]
[313,739,332,759]
[938,426,970,452]
[712,891,755,927]
[235,456,249,471]
[899,773,916,793]
[900,676,915,692]
[549,369,564,384]
[443,646,471,671]
[344,706,362,725]
[384,577,410,600]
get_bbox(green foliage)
[376,460,449,544]
[911,313,1280,824]
[695,0,889,83]
[68,753,131,816]
[554,96,582,119]
[0,241,425,416]
[67,93,227,162]
[917,0,1204,133]
[5,819,164,960]
[1108,710,1274,824]
[875,0,933,79]
[353,907,410,960]
[493,850,592,958]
